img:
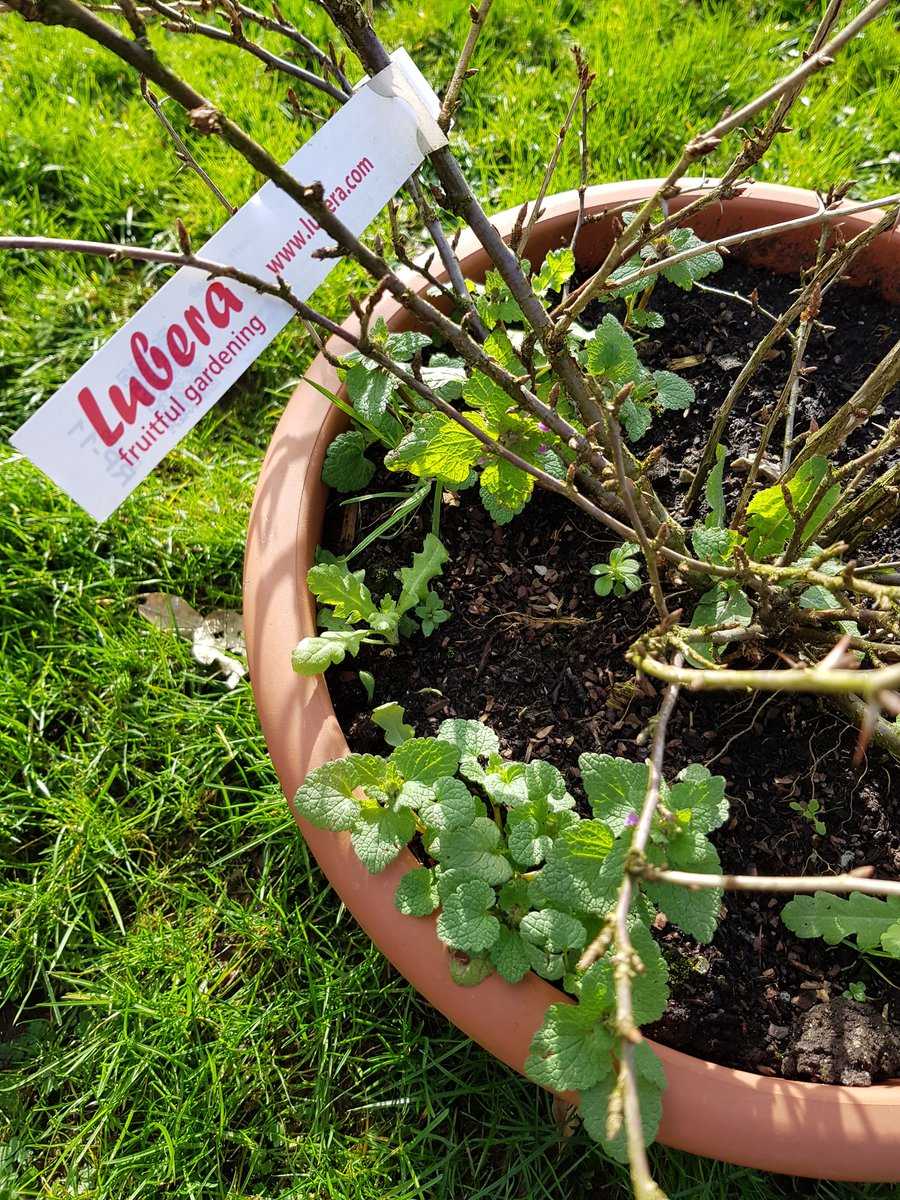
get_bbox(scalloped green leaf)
[390,737,460,785]
[525,1004,614,1092]
[321,430,376,492]
[394,867,439,916]
[653,369,693,410]
[436,879,500,952]
[437,719,500,762]
[440,817,513,886]
[520,908,586,954]
[350,803,415,873]
[490,926,532,983]
[419,776,480,832]
[586,314,640,382]
[579,754,650,834]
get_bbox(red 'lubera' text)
[78,281,245,447]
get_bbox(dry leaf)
[138,592,247,688]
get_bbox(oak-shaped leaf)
[782,891,900,954]
[291,629,368,675]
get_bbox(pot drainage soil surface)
[322,260,900,1082]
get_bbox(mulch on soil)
[322,261,900,1080]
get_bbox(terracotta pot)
[244,181,900,1180]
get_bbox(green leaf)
[385,329,431,362]
[463,370,511,428]
[782,891,900,952]
[421,355,467,400]
[359,670,375,702]
[580,1041,665,1160]
[418,776,480,832]
[586,314,640,382]
[290,629,367,675]
[608,253,645,298]
[480,456,534,517]
[390,737,460,785]
[440,817,513,886]
[705,443,728,528]
[307,563,377,624]
[691,524,740,566]
[746,456,840,559]
[526,760,575,810]
[881,923,900,957]
[372,701,414,748]
[483,327,523,373]
[394,867,439,916]
[579,922,669,1026]
[480,487,519,525]
[448,951,494,987]
[351,803,415,872]
[525,1004,614,1092]
[644,836,722,942]
[490,926,532,983]
[465,756,530,807]
[499,877,532,921]
[520,908,586,954]
[537,823,621,916]
[406,415,483,486]
[396,533,449,616]
[620,397,653,442]
[580,754,651,834]
[321,430,376,492]
[293,758,362,830]
[669,763,728,834]
[687,582,752,665]
[799,585,860,636]
[779,894,818,937]
[653,370,694,410]
[629,308,665,330]
[345,363,398,422]
[533,247,576,295]
[437,719,500,762]
[436,879,500,952]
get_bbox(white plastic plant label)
[10,51,446,521]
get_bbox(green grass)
[0,0,898,1195]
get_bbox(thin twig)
[140,77,236,213]
[438,0,493,131]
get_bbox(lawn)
[1,0,899,1195]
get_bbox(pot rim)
[244,179,900,1181]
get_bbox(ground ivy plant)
[292,716,728,1160]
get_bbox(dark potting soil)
[322,261,900,1082]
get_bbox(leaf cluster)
[291,533,449,674]
[293,717,730,1157]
